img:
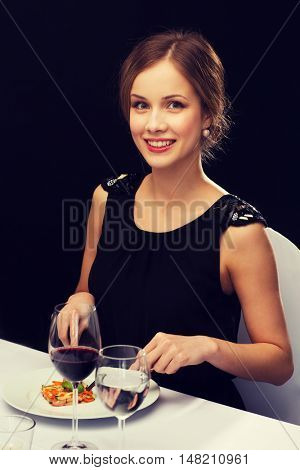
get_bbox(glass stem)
[118,418,126,450]
[71,382,79,447]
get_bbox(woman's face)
[129,58,210,169]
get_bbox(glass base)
[51,440,98,450]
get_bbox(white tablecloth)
[0,339,299,450]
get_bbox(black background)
[0,1,299,352]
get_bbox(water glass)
[0,415,36,450]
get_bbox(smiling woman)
[59,28,294,412]
[119,29,230,164]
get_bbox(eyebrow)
[130,93,188,101]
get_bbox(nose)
[145,110,167,133]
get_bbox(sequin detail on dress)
[100,173,141,195]
[218,194,268,230]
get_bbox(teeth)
[147,140,175,147]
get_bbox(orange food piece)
[41,380,95,407]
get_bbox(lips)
[145,139,176,153]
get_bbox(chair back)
[233,227,300,425]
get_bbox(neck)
[148,155,209,202]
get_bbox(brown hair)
[118,28,231,163]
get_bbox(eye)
[168,101,184,109]
[131,101,147,110]
[130,100,184,110]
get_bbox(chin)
[142,153,176,167]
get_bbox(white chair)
[233,227,300,425]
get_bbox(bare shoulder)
[222,222,272,266]
[92,183,109,202]
[224,221,269,247]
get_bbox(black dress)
[88,172,268,411]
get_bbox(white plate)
[1,367,160,420]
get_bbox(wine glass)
[48,301,101,450]
[95,345,150,450]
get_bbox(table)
[0,339,299,450]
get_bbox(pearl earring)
[202,129,210,137]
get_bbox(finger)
[146,342,166,370]
[70,309,79,347]
[128,393,138,410]
[105,389,113,408]
[106,389,113,407]
[108,388,120,408]
[151,349,174,373]
[143,336,159,354]
[58,309,72,347]
[164,358,180,375]
[129,360,139,371]
[78,317,89,341]
[129,350,147,371]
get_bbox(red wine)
[51,346,99,382]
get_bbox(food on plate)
[41,379,95,407]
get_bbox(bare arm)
[68,183,108,301]
[206,223,294,385]
[58,183,108,345]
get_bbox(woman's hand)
[143,332,218,374]
[57,293,95,347]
